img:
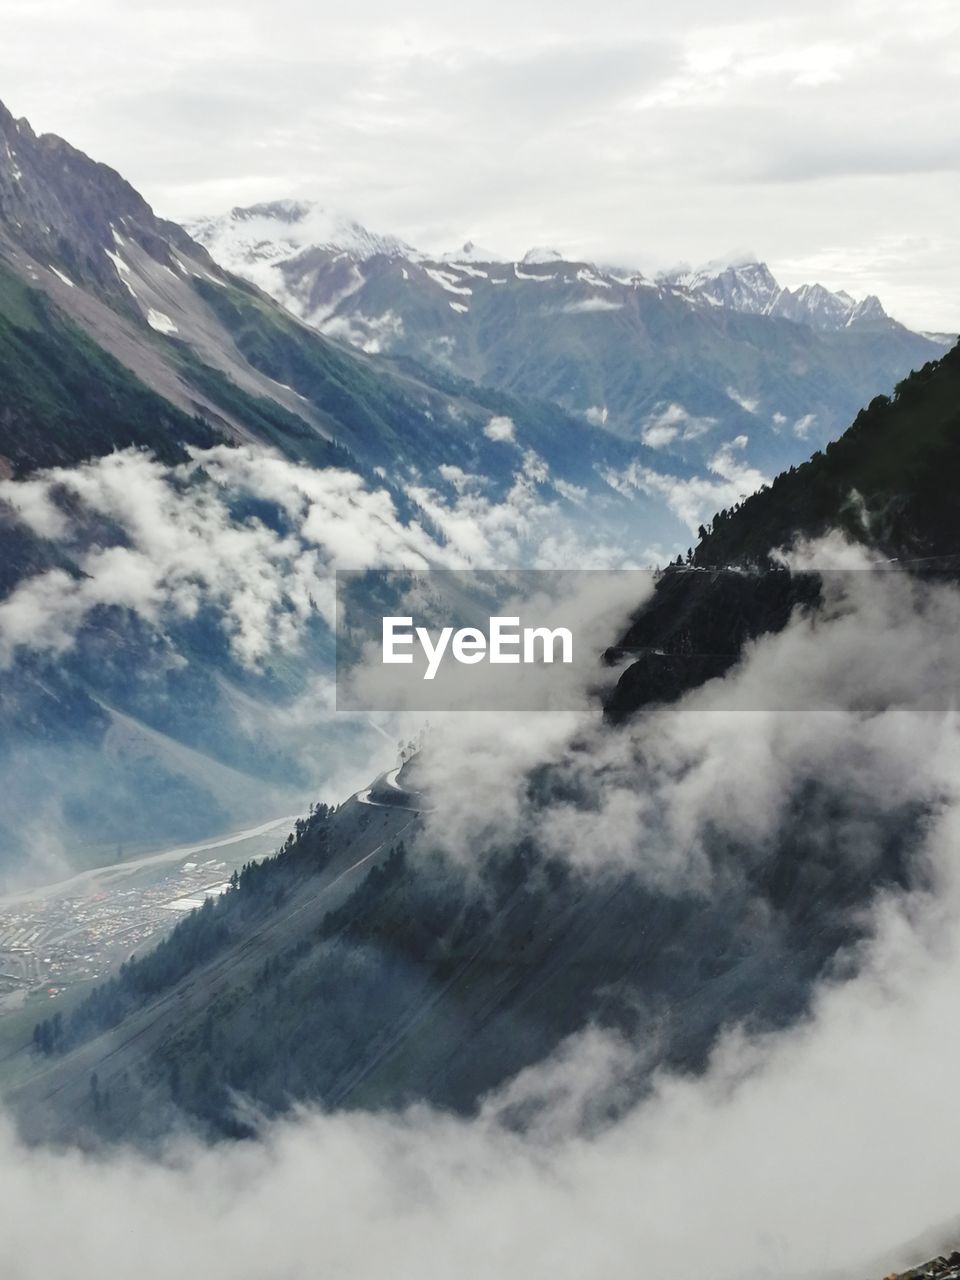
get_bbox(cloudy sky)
[2,0,958,329]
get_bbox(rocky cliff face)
[887,1252,960,1280]
[0,99,210,308]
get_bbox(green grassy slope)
[0,263,219,472]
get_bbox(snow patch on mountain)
[146,308,178,335]
[514,263,556,282]
[425,267,473,297]
[576,268,612,289]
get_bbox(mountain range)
[0,93,951,876]
[11,332,960,1146]
[188,200,950,476]
[3,91,960,1280]
[0,98,653,877]
[5,95,944,876]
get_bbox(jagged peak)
[847,294,889,325]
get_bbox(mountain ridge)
[186,199,947,478]
[189,199,925,337]
[11,337,960,1144]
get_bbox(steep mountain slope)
[0,99,638,501]
[606,340,960,722]
[0,99,670,879]
[14,342,960,1143]
[3,102,956,1148]
[188,202,948,477]
[10,744,924,1145]
[691,342,960,567]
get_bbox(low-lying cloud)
[410,539,960,892]
[0,443,636,671]
[605,439,768,533]
[5,536,960,1279]
[3,826,960,1280]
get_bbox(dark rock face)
[891,1253,960,1280]
[0,98,210,305]
[605,568,823,722]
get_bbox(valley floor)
[2,777,421,1139]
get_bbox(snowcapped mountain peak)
[185,201,414,273]
[771,281,889,331]
[663,258,781,314]
[232,199,313,224]
[184,195,903,341]
[846,294,888,326]
[439,240,503,264]
[521,246,564,266]
[656,255,894,333]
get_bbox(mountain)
[16,94,942,877]
[660,255,894,333]
[692,342,960,568]
[186,200,413,293]
[0,102,641,494]
[187,202,949,479]
[2,100,956,1152]
[0,99,669,882]
[606,340,960,721]
[11,745,925,1144]
[12,339,960,1144]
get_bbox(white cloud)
[0,447,439,669]
[483,415,516,443]
[0,444,641,670]
[318,308,405,353]
[437,463,484,493]
[641,403,717,449]
[409,538,960,878]
[605,442,768,531]
[405,447,626,568]
[726,386,759,414]
[6,545,960,1279]
[0,454,326,669]
[558,297,624,314]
